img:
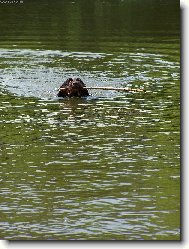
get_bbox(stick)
[59,86,146,92]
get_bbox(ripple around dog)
[0,49,178,100]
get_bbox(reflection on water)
[0,0,180,240]
[0,48,179,99]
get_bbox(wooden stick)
[59,86,146,92]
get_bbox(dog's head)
[58,78,89,97]
[67,78,85,97]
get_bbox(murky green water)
[0,0,180,240]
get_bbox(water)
[0,0,180,240]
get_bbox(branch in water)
[59,86,146,92]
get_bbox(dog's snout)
[58,78,89,97]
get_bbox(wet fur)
[57,78,89,98]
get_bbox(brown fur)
[57,78,89,98]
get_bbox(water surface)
[0,0,180,240]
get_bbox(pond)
[0,0,180,240]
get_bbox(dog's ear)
[66,78,73,84]
[61,78,73,87]
[76,78,85,86]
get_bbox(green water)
[0,0,180,240]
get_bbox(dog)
[57,78,89,98]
